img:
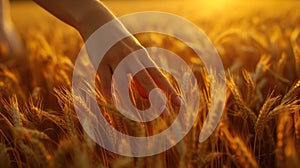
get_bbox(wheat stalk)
[0,143,10,168]
[293,45,300,78]
[15,127,51,141]
[31,139,50,167]
[227,74,257,124]
[255,94,280,140]
[220,125,258,168]
[242,69,256,105]
[276,114,300,167]
[9,95,23,127]
[2,3,300,168]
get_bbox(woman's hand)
[97,36,182,106]
[33,0,182,106]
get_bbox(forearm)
[0,0,10,25]
[32,0,180,107]
[33,0,116,40]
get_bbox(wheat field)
[0,1,300,168]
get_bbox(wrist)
[74,1,144,52]
[74,1,115,40]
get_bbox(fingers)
[118,60,182,107]
[147,68,182,106]
[133,68,157,99]
[97,42,182,108]
[137,50,182,106]
[99,64,182,107]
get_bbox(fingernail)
[174,96,183,106]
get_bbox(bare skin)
[1,0,182,106]
[0,0,24,59]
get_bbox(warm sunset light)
[199,0,231,9]
[1,0,300,167]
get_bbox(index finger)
[147,67,182,107]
